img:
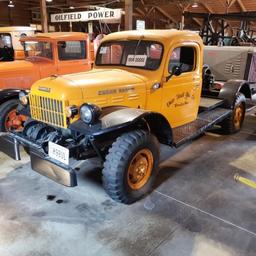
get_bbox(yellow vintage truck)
[0,30,251,204]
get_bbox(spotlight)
[8,0,14,8]
[192,2,199,8]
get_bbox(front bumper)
[0,133,77,187]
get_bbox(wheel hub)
[5,110,27,131]
[127,149,153,190]
[234,105,243,129]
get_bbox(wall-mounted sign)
[51,9,122,23]
[136,20,145,31]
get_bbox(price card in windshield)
[126,55,147,67]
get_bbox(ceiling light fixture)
[192,2,199,8]
[8,0,14,8]
[46,0,53,2]
[69,6,75,9]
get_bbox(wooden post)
[40,0,48,33]
[181,13,185,30]
[8,7,13,26]
[125,0,133,30]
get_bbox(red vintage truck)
[0,32,94,131]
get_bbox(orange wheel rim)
[127,149,153,190]
[5,109,27,131]
[234,105,243,129]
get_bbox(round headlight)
[19,91,28,105]
[80,104,101,124]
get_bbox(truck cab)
[0,32,94,131]
[94,30,203,128]
[0,30,251,204]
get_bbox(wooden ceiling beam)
[135,7,145,17]
[237,0,247,12]
[177,3,201,28]
[193,17,202,26]
[200,2,213,13]
[155,6,178,24]
[227,0,237,9]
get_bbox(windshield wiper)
[133,38,142,57]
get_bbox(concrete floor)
[0,112,256,256]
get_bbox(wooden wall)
[0,2,31,26]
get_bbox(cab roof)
[101,29,202,44]
[0,26,35,32]
[21,32,88,41]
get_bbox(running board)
[173,108,231,147]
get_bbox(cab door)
[38,41,58,78]
[57,40,91,75]
[161,43,202,128]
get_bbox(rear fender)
[219,80,251,108]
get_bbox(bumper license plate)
[48,141,69,165]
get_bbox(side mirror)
[166,65,182,82]
[172,65,182,76]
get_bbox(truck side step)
[173,108,231,147]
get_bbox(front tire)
[221,92,246,134]
[102,130,159,204]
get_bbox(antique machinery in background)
[184,12,256,46]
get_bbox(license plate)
[48,141,69,165]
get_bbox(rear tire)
[221,92,246,134]
[102,130,159,204]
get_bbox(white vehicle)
[0,26,35,60]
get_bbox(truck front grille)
[29,94,67,128]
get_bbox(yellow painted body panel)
[29,29,204,129]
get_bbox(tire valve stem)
[234,173,256,189]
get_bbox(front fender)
[0,89,21,105]
[69,106,173,145]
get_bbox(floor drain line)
[155,190,256,238]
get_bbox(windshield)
[96,40,163,70]
[24,41,53,60]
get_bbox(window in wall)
[58,41,86,61]
[169,46,195,74]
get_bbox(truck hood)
[31,69,148,106]
[0,60,37,90]
[63,69,147,87]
